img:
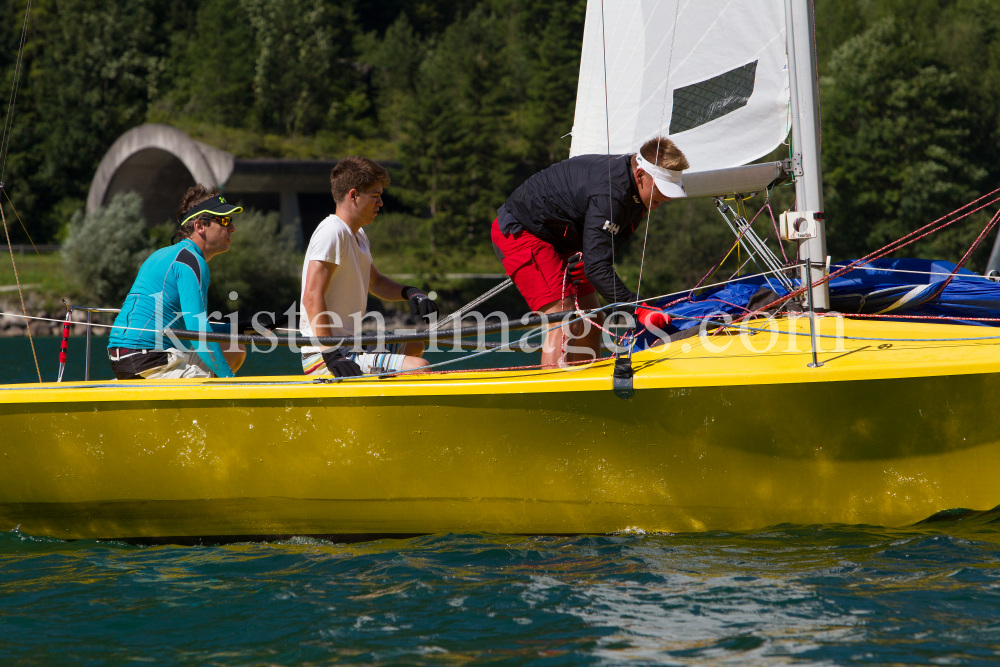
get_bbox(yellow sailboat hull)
[2,315,999,539]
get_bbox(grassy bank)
[0,252,68,293]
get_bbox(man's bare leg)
[563,291,603,364]
[401,355,430,371]
[401,341,425,357]
[223,344,247,373]
[538,297,571,368]
[538,293,604,367]
[398,341,430,371]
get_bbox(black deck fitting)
[613,356,634,400]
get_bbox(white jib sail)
[570,0,790,173]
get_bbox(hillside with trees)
[2,0,1000,303]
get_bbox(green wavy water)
[3,512,1000,665]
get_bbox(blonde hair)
[638,136,689,171]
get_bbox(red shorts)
[491,217,595,311]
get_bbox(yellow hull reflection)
[1,315,998,539]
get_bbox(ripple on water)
[1,512,1000,665]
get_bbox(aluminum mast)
[784,0,829,309]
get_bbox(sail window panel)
[669,61,759,135]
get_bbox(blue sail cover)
[632,258,1000,350]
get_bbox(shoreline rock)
[0,297,111,338]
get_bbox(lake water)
[0,334,541,383]
[2,338,999,665]
[3,520,999,665]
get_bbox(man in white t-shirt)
[300,156,438,377]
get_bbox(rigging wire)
[0,0,39,382]
[598,0,617,367]
[728,191,1000,329]
[630,0,683,365]
[23,186,1000,382]
[728,227,781,282]
[715,200,779,289]
[18,284,1000,380]
[634,0,682,308]
[0,0,32,185]
[2,190,62,294]
[18,184,1000,379]
[712,191,795,293]
[0,263,809,341]
[692,196,784,293]
[1,202,39,382]
[428,278,513,332]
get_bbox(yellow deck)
[2,315,999,539]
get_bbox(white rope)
[634,0,681,308]
[1,312,138,330]
[830,265,997,280]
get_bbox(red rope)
[702,297,752,313]
[554,255,625,364]
[927,208,1000,300]
[424,188,1000,371]
[844,312,1000,323]
[765,204,789,263]
[728,189,1000,326]
[401,353,614,376]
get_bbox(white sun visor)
[635,153,687,198]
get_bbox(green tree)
[240,0,362,136]
[165,0,256,128]
[509,0,585,176]
[355,0,478,38]
[395,5,518,251]
[205,208,300,315]
[364,13,426,144]
[61,192,154,306]
[822,18,988,261]
[1,0,194,243]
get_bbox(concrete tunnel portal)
[87,124,399,246]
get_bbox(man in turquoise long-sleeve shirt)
[107,186,245,380]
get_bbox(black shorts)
[107,348,170,380]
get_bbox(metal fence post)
[85,311,92,381]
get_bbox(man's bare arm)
[369,264,408,301]
[303,260,338,338]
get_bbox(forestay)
[570,0,790,172]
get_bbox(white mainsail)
[570,0,790,172]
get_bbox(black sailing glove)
[321,348,363,378]
[402,286,439,323]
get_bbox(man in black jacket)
[491,135,688,366]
